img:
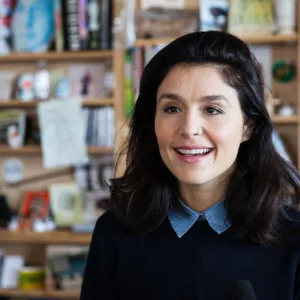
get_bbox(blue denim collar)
[168,199,231,238]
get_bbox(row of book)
[47,246,88,291]
[56,0,113,52]
[0,106,115,148]
[2,0,113,54]
[83,106,115,147]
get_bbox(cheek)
[155,118,174,146]
[212,123,244,149]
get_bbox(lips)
[173,147,214,163]
[175,148,213,156]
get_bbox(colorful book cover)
[200,0,229,31]
[124,50,135,118]
[54,0,64,52]
[228,0,274,35]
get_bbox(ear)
[242,120,254,142]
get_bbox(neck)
[179,182,226,212]
[178,167,235,213]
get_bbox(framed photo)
[18,190,50,231]
[200,0,229,32]
[49,182,83,227]
[20,191,50,219]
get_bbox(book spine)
[78,0,89,50]
[99,0,113,50]
[87,0,101,50]
[63,0,80,51]
[55,0,64,52]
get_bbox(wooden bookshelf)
[135,34,298,47]
[0,50,113,62]
[272,116,299,124]
[0,288,79,298]
[0,97,114,108]
[0,145,114,155]
[0,230,91,245]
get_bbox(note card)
[37,98,89,169]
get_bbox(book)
[199,0,229,31]
[228,0,274,35]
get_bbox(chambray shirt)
[168,200,231,238]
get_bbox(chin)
[176,175,212,186]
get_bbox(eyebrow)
[158,93,229,103]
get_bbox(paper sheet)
[37,99,89,169]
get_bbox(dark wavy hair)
[110,31,300,244]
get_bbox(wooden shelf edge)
[0,288,79,298]
[0,50,113,62]
[0,146,114,155]
[0,97,114,108]
[0,230,91,245]
[272,116,298,124]
[135,34,298,47]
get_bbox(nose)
[180,111,203,138]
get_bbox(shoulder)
[281,205,300,229]
[280,206,300,248]
[93,209,127,238]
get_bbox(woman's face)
[155,64,250,189]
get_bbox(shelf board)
[135,34,298,47]
[0,50,113,62]
[241,33,298,44]
[0,288,79,298]
[0,230,91,245]
[0,145,114,155]
[0,97,114,108]
[272,116,298,124]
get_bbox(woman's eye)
[205,106,223,115]
[163,106,180,114]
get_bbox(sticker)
[272,59,296,83]
[2,158,24,183]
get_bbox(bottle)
[55,71,71,99]
[34,60,50,101]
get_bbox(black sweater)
[80,208,300,300]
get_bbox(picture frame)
[18,190,50,231]
[49,182,83,227]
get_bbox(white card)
[141,0,185,10]
[37,98,89,169]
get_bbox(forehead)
[157,64,238,99]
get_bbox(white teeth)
[176,148,211,155]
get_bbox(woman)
[80,31,300,300]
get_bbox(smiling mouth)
[174,148,214,156]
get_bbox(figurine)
[7,125,22,148]
[0,0,13,54]
[265,90,281,116]
[16,73,35,102]
[80,71,92,96]
[278,104,295,117]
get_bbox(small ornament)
[272,59,296,83]
[278,104,295,117]
[2,158,24,183]
[7,125,22,148]
[16,73,35,101]
[265,90,281,116]
[55,76,71,98]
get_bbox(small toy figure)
[0,0,13,54]
[7,125,22,148]
[16,73,35,102]
[80,71,92,96]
